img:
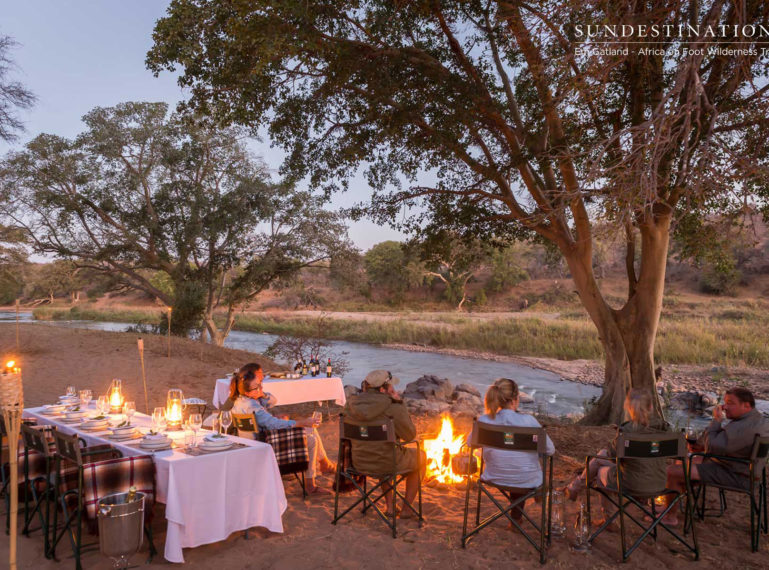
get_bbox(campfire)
[422,415,468,484]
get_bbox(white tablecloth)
[24,405,287,563]
[213,375,346,408]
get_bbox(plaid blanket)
[58,454,156,534]
[258,427,309,475]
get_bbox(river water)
[4,310,600,416]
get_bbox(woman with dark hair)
[231,362,335,494]
[220,363,276,412]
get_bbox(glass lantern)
[108,379,124,414]
[166,389,185,430]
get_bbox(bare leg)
[566,449,613,500]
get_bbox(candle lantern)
[2,360,24,570]
[108,378,124,414]
[166,388,185,430]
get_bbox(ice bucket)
[97,491,145,564]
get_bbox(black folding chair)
[49,431,122,569]
[587,431,698,561]
[332,414,424,538]
[20,424,57,556]
[687,434,768,552]
[232,412,309,498]
[460,421,553,564]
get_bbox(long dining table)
[24,404,288,563]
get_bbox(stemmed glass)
[97,396,109,416]
[572,502,592,552]
[219,411,232,435]
[152,407,167,433]
[66,385,77,397]
[79,389,92,409]
[188,413,202,446]
[123,401,136,426]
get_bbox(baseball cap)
[364,369,400,388]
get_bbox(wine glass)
[123,401,136,426]
[152,407,167,433]
[188,413,202,446]
[219,411,232,435]
[66,385,77,397]
[685,425,698,444]
[79,389,92,409]
[97,396,109,416]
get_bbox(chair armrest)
[689,452,751,466]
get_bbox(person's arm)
[249,401,296,431]
[258,392,277,409]
[390,403,417,442]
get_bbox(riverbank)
[29,305,769,398]
[1,324,766,568]
[385,342,769,400]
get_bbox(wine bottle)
[312,356,318,377]
[326,358,332,377]
[301,359,308,375]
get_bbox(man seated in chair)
[667,387,769,515]
[343,370,424,517]
[232,362,336,494]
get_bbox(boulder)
[449,392,483,416]
[405,399,452,416]
[343,385,361,399]
[403,375,454,402]
[669,391,706,412]
[518,391,534,404]
[452,383,481,400]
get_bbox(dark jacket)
[343,390,417,475]
[704,409,769,477]
[608,420,670,496]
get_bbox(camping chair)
[587,431,698,562]
[460,422,553,564]
[49,431,157,570]
[20,424,57,555]
[686,434,768,552]
[332,414,424,538]
[232,412,309,498]
[3,418,41,535]
[182,402,207,424]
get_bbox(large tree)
[0,35,35,143]
[0,101,349,345]
[148,1,769,422]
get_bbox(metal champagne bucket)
[97,491,145,564]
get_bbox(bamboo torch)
[166,307,172,358]
[137,338,149,415]
[1,360,23,570]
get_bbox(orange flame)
[167,402,182,423]
[423,415,466,484]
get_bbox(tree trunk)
[203,308,237,347]
[562,214,671,425]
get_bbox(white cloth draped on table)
[24,406,287,563]
[213,375,347,409]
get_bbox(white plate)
[43,404,66,412]
[199,441,233,451]
[139,437,170,447]
[108,430,140,441]
[80,420,109,429]
[65,412,87,420]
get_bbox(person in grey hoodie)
[343,370,424,517]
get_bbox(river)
[4,310,600,416]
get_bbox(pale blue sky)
[1,0,404,250]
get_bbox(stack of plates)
[139,434,172,451]
[108,425,139,441]
[41,404,66,416]
[199,434,233,451]
[61,410,88,423]
[183,397,206,405]
[59,395,79,406]
[79,418,110,431]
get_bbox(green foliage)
[0,35,36,143]
[487,246,529,292]
[698,255,741,296]
[149,271,175,299]
[363,241,423,303]
[475,288,487,306]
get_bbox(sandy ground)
[1,325,767,569]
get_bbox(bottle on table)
[311,356,318,377]
[301,359,308,375]
[294,360,302,373]
[326,358,332,377]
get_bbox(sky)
[0,0,405,250]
